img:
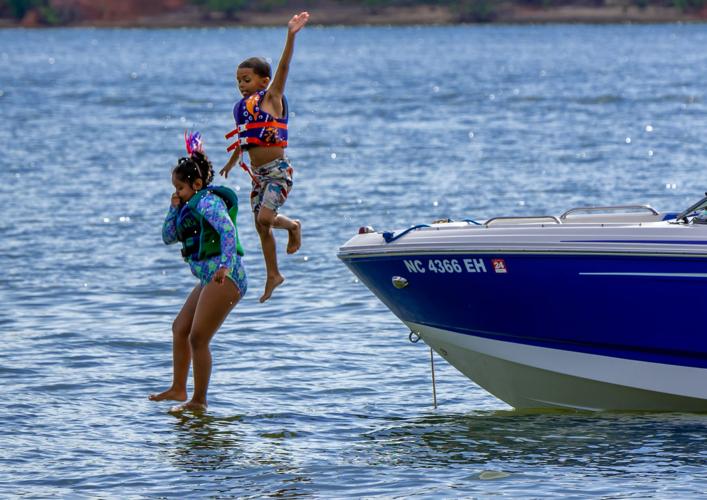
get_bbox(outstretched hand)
[220,162,235,178]
[288,11,309,35]
[221,148,242,178]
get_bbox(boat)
[337,195,707,411]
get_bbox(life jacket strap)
[240,160,259,185]
[228,138,288,149]
[240,121,287,131]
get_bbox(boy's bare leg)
[256,207,285,303]
[171,279,241,412]
[273,214,301,254]
[149,284,202,402]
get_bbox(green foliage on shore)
[5,0,44,19]
[3,0,61,23]
[671,0,706,11]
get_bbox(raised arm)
[268,11,309,99]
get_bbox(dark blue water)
[1,24,706,497]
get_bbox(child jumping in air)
[221,11,309,303]
[150,132,247,412]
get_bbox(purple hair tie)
[184,130,204,156]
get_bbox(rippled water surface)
[2,24,707,497]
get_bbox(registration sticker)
[492,259,508,274]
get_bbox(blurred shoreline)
[2,3,706,28]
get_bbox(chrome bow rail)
[484,205,659,227]
[560,205,658,220]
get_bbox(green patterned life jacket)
[176,186,245,261]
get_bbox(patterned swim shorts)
[250,157,294,214]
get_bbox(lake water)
[1,23,706,497]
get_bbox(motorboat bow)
[338,196,707,411]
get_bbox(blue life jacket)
[225,89,288,152]
[176,186,245,261]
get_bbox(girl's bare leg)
[172,278,241,411]
[149,284,202,401]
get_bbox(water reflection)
[167,412,245,472]
[363,411,707,472]
[163,412,313,497]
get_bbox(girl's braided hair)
[173,151,214,187]
[173,131,214,187]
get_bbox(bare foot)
[169,400,207,413]
[287,220,301,254]
[260,274,285,303]
[148,388,187,402]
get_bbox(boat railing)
[484,215,562,227]
[484,205,661,227]
[560,205,658,220]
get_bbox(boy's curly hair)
[238,56,271,79]
[173,151,214,187]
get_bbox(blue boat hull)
[343,252,707,368]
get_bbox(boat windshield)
[675,193,707,223]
